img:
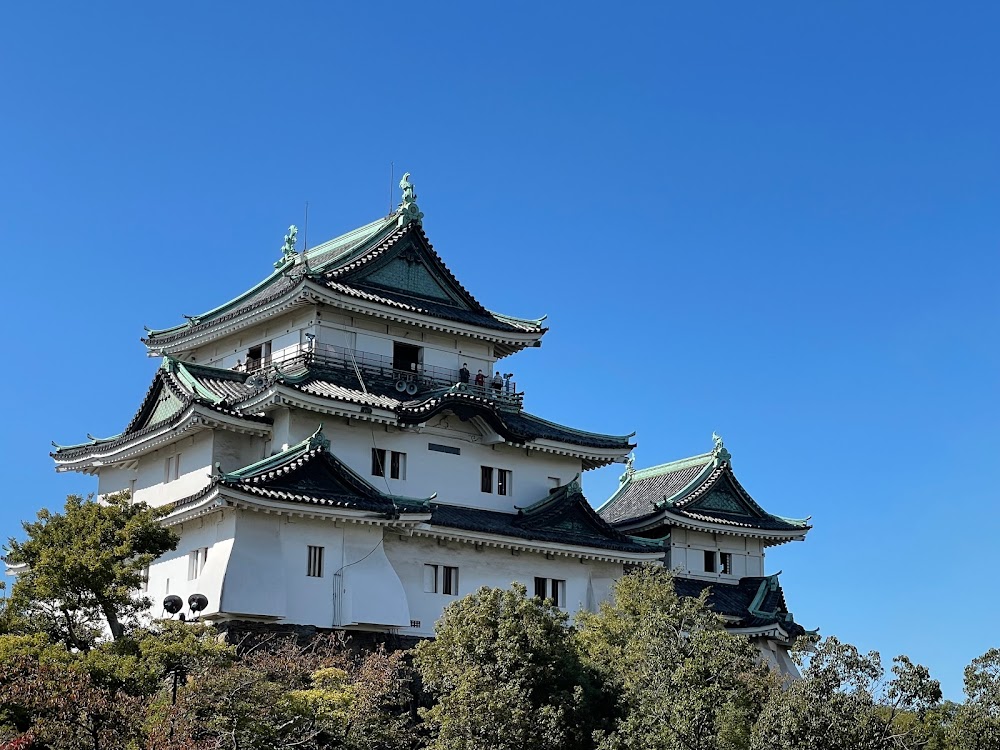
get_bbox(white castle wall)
[669,527,764,581]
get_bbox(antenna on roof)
[303,201,309,253]
[389,161,394,215]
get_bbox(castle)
[51,174,812,673]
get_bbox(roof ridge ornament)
[275,225,298,269]
[619,453,635,484]
[306,424,330,451]
[396,172,424,227]
[712,432,732,466]
[567,473,583,495]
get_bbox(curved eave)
[727,623,796,643]
[618,508,810,545]
[306,280,546,356]
[145,263,297,339]
[165,487,432,527]
[409,524,664,565]
[52,406,272,474]
[238,386,401,427]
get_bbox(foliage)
[151,635,415,750]
[951,648,1000,750]
[415,583,606,750]
[4,492,178,643]
[750,636,942,750]
[577,566,773,750]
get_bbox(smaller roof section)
[428,475,663,555]
[598,435,811,542]
[673,573,810,640]
[51,358,269,467]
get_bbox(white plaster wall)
[384,534,623,636]
[670,528,764,581]
[119,431,215,508]
[96,465,135,499]
[284,412,582,512]
[195,309,315,369]
[147,511,236,620]
[213,431,266,475]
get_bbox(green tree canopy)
[576,567,773,750]
[414,582,606,750]
[4,493,177,645]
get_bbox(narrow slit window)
[534,577,547,599]
[372,448,386,477]
[424,564,439,593]
[720,552,733,575]
[307,545,324,578]
[481,466,494,493]
[497,469,510,496]
[442,566,459,596]
[390,451,406,480]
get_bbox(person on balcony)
[491,372,503,395]
[475,370,485,389]
[459,363,470,385]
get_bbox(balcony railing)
[241,342,523,412]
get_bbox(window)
[307,546,324,578]
[442,566,459,596]
[481,466,512,495]
[534,577,566,607]
[720,552,733,575]
[372,449,406,479]
[188,548,208,580]
[247,341,272,370]
[428,442,461,455]
[165,454,182,483]
[140,565,150,592]
[497,469,510,496]
[392,342,421,373]
[424,564,459,595]
[703,550,716,573]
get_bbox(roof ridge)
[519,411,636,441]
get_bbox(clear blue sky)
[2,3,997,700]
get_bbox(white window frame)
[481,466,512,495]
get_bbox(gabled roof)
[673,573,809,639]
[51,359,270,463]
[598,437,810,540]
[143,177,547,356]
[173,426,432,516]
[427,477,662,554]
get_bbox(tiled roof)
[144,214,545,353]
[673,574,807,637]
[598,455,713,524]
[428,481,661,554]
[51,360,269,460]
[599,446,810,535]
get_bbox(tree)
[4,492,177,644]
[750,636,942,750]
[151,635,416,750]
[414,583,606,750]
[952,648,1000,750]
[576,567,773,750]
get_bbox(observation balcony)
[242,342,523,412]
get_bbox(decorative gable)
[684,474,763,518]
[342,231,475,309]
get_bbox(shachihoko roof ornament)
[397,172,424,227]
[275,225,298,269]
[712,431,732,466]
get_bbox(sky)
[2,2,998,700]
